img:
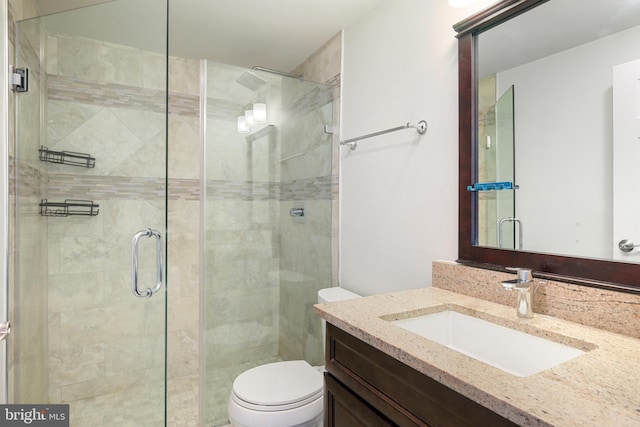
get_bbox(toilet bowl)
[227,287,360,427]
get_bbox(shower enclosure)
[9,2,336,426]
[200,62,335,426]
[12,1,169,426]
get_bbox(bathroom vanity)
[323,323,516,426]
[315,287,640,426]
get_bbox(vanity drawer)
[325,323,518,427]
[325,372,397,427]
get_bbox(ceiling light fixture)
[244,109,255,127]
[237,103,268,133]
[253,103,267,123]
[237,116,249,133]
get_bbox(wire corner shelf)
[40,199,100,217]
[39,146,96,168]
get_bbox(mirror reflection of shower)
[477,81,517,249]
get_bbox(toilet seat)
[231,360,323,412]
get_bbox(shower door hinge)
[11,67,28,93]
[0,321,10,341]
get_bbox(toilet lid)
[232,360,323,407]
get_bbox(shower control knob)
[290,208,304,217]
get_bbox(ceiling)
[34,0,382,72]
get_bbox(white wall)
[339,0,492,296]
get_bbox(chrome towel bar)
[340,120,428,150]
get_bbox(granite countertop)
[314,287,640,427]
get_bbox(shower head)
[236,70,268,91]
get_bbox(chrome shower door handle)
[131,228,163,298]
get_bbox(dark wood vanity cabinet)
[324,324,518,427]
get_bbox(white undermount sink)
[391,309,588,377]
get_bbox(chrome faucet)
[501,268,539,319]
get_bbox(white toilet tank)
[317,287,360,304]
[317,287,360,352]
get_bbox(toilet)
[227,287,360,427]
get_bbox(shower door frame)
[0,0,9,404]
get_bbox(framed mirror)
[455,0,640,292]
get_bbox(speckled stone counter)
[314,287,640,427]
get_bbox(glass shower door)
[13,1,168,426]
[201,61,335,426]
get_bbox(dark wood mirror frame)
[454,0,640,293]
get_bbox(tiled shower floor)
[66,356,282,427]
[68,388,166,426]
[167,375,200,427]
[67,375,198,427]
